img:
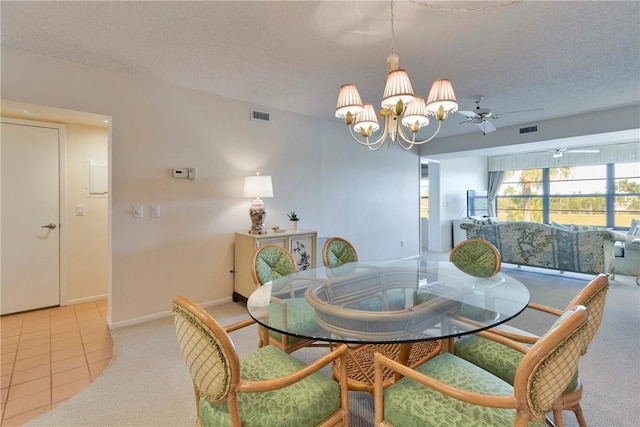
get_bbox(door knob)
[41,223,57,230]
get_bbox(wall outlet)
[133,205,143,218]
[228,269,235,279]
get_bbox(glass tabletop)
[246,257,530,344]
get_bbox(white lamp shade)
[244,174,273,198]
[353,104,380,134]
[335,84,364,119]
[425,79,458,115]
[381,69,415,110]
[401,96,430,129]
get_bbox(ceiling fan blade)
[457,110,479,118]
[496,108,545,117]
[567,149,600,153]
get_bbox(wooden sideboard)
[233,229,317,301]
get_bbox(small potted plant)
[287,211,299,232]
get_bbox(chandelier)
[334,1,458,151]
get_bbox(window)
[496,162,639,229]
[420,163,429,219]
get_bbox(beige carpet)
[26,267,640,426]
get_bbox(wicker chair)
[172,296,349,427]
[454,274,609,427]
[449,238,501,278]
[374,305,589,426]
[322,237,359,267]
[250,244,319,353]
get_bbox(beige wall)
[66,124,108,302]
[1,47,420,326]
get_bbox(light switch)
[151,205,160,218]
[133,205,143,218]
[75,204,85,216]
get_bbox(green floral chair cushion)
[383,352,545,426]
[454,334,579,394]
[455,310,580,394]
[325,239,358,267]
[254,246,296,285]
[199,345,340,427]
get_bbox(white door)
[1,120,61,315]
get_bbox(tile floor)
[0,299,112,426]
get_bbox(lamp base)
[248,205,268,234]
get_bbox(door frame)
[1,116,68,308]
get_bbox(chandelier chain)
[390,0,396,53]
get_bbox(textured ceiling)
[1,1,639,138]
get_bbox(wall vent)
[519,125,538,134]
[251,108,270,122]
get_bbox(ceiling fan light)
[335,84,364,119]
[381,69,415,110]
[353,104,380,135]
[425,79,458,117]
[401,96,429,130]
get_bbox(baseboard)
[65,293,109,305]
[108,295,234,329]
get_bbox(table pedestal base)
[332,340,441,393]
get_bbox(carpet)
[26,267,640,426]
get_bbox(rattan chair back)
[513,305,589,421]
[322,237,358,267]
[449,238,501,278]
[564,274,609,355]
[172,296,240,413]
[251,243,296,288]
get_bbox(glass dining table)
[246,257,530,392]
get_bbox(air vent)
[519,125,538,134]
[251,108,270,122]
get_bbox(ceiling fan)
[548,148,600,158]
[457,96,544,135]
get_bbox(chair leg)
[553,409,565,427]
[572,404,587,427]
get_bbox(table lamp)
[244,173,273,234]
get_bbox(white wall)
[425,156,487,251]
[1,47,420,326]
[66,124,109,302]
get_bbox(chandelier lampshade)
[335,84,364,120]
[381,69,415,112]
[425,79,458,118]
[401,96,430,131]
[353,104,380,137]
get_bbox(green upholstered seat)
[383,353,545,427]
[199,346,340,427]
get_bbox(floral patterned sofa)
[459,221,626,275]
